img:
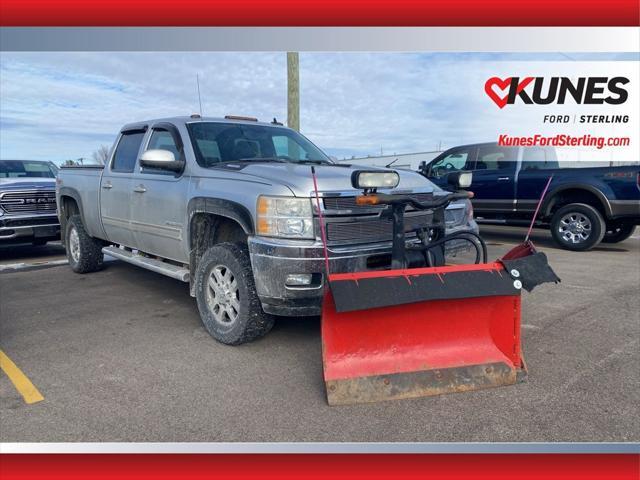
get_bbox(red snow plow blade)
[321,247,558,406]
[312,169,559,406]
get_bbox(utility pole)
[287,52,300,132]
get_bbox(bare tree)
[91,145,110,165]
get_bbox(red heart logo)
[485,77,534,109]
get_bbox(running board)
[102,246,190,282]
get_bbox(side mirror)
[139,149,184,173]
[446,171,473,189]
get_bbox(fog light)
[285,274,313,286]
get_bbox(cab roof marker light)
[225,115,258,122]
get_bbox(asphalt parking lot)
[1,226,639,442]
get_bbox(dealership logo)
[485,77,629,109]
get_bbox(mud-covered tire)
[602,223,636,244]
[65,214,104,273]
[195,242,274,345]
[550,203,605,251]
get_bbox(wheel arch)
[187,197,255,295]
[58,187,85,246]
[543,184,612,219]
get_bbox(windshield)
[186,122,331,167]
[0,160,57,179]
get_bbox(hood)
[0,177,56,191]
[229,162,437,197]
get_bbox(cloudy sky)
[0,52,637,164]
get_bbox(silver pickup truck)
[57,115,477,344]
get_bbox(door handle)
[102,182,113,189]
[497,177,510,181]
[133,184,147,193]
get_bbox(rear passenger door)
[515,147,558,215]
[469,144,518,214]
[100,128,146,247]
[129,123,189,263]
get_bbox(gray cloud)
[0,52,636,163]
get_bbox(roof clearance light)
[225,115,258,122]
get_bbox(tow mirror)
[446,171,473,189]
[140,149,184,173]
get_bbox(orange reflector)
[355,195,380,205]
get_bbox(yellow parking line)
[0,350,44,404]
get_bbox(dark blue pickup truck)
[419,142,640,251]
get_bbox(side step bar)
[102,246,190,282]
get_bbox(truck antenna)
[196,73,204,117]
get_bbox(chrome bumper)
[248,220,479,317]
[0,214,60,242]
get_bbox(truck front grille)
[326,212,433,245]
[323,193,435,212]
[321,193,467,245]
[0,190,57,214]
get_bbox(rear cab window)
[521,147,560,170]
[111,130,146,173]
[475,145,518,171]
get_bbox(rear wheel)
[195,242,274,345]
[65,215,104,273]
[550,203,605,251]
[602,223,636,244]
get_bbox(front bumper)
[0,214,61,243]
[248,221,479,317]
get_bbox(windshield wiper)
[234,157,290,163]
[296,159,332,165]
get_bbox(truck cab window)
[143,129,184,175]
[148,130,182,159]
[476,145,517,171]
[187,122,330,167]
[429,148,475,178]
[522,147,559,170]
[112,130,145,173]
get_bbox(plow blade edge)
[322,263,527,406]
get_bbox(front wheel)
[195,242,274,345]
[602,223,636,244]
[550,203,605,251]
[65,215,104,273]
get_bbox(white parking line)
[0,259,69,273]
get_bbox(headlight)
[257,196,314,239]
[464,199,474,223]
